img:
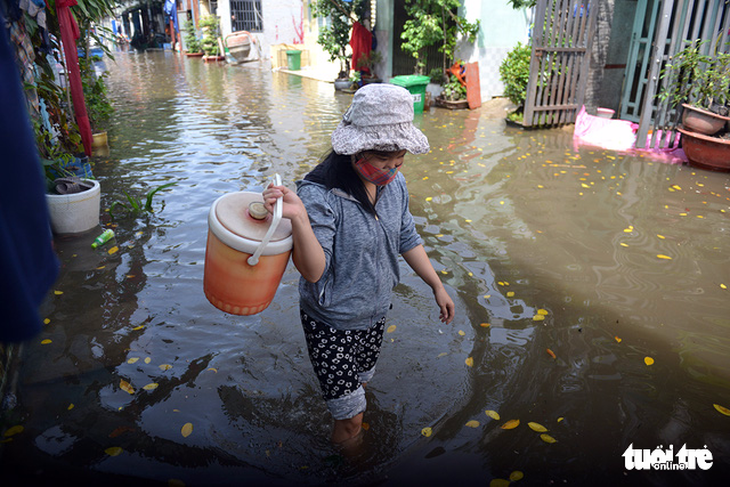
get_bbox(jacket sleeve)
[297,184,336,273]
[397,176,423,254]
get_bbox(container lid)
[214,192,292,242]
[389,75,431,88]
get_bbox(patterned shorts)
[300,309,386,419]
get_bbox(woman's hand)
[433,286,455,324]
[262,183,306,221]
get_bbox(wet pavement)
[2,49,730,486]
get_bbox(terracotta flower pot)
[677,127,730,172]
[681,103,730,136]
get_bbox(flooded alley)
[2,50,730,486]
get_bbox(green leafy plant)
[355,49,382,77]
[183,18,202,54]
[499,41,531,108]
[200,15,221,56]
[311,0,363,79]
[657,40,730,111]
[109,182,177,219]
[401,0,480,75]
[441,74,466,101]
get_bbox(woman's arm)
[402,244,455,324]
[262,184,326,283]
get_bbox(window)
[231,1,263,33]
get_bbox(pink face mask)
[353,157,399,186]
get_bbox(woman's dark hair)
[304,150,376,216]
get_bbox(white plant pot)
[46,179,101,234]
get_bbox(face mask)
[353,157,399,186]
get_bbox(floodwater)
[2,50,730,486]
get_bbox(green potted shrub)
[183,18,203,56]
[356,49,383,84]
[200,15,222,61]
[499,41,531,124]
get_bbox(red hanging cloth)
[56,0,92,156]
[350,21,372,74]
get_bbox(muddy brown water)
[2,50,729,486]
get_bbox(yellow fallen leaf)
[159,364,173,371]
[68,403,74,410]
[465,357,474,367]
[644,356,655,366]
[207,367,218,373]
[127,358,139,364]
[614,336,622,343]
[132,325,144,331]
[142,383,159,391]
[657,234,665,239]
[41,339,52,345]
[119,379,135,394]
[362,422,370,430]
[144,357,151,364]
[537,309,549,315]
[421,427,432,437]
[105,447,123,456]
[540,433,558,443]
[532,315,545,322]
[485,410,501,420]
[3,425,24,437]
[620,243,629,247]
[181,423,193,438]
[465,420,480,428]
[458,330,465,336]
[656,254,672,260]
[557,417,564,422]
[672,184,682,190]
[506,291,515,297]
[501,419,520,430]
[437,352,447,358]
[43,318,51,325]
[108,246,119,255]
[581,183,590,188]
[528,422,548,432]
[509,471,524,481]
[713,404,730,416]
[721,284,727,290]
[546,348,556,359]
[479,323,491,328]
[54,290,63,295]
[490,479,510,487]
[386,325,396,333]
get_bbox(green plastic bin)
[286,50,302,70]
[389,75,430,113]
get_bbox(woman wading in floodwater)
[263,83,455,449]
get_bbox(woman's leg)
[332,411,364,444]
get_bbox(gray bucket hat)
[331,83,430,155]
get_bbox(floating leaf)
[386,325,396,333]
[671,184,682,190]
[509,471,524,481]
[557,417,564,422]
[142,383,159,390]
[144,357,151,364]
[546,349,556,359]
[361,422,370,431]
[108,246,119,255]
[506,291,515,297]
[43,318,51,325]
[581,183,590,188]
[181,423,193,438]
[528,422,548,432]
[105,446,123,456]
[41,339,52,345]
[119,379,135,394]
[465,357,474,367]
[614,336,622,343]
[54,290,63,295]
[159,364,173,371]
[207,367,218,373]
[644,356,655,366]
[490,479,510,487]
[656,254,672,260]
[721,284,727,290]
[458,330,465,336]
[479,323,491,328]
[127,358,139,364]
[540,433,558,443]
[421,427,433,437]
[485,410,501,420]
[657,234,666,239]
[465,420,480,428]
[501,419,520,430]
[132,325,144,331]
[713,404,730,416]
[3,425,24,437]
[537,309,549,315]
[68,404,74,410]
[532,315,545,322]
[437,352,447,358]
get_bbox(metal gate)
[636,0,730,148]
[523,0,599,127]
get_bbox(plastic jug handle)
[247,173,283,266]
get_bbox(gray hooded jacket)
[296,172,422,330]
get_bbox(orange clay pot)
[204,182,292,315]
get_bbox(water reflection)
[3,50,730,485]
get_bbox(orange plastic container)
[204,175,293,315]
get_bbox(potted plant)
[183,18,203,56]
[311,0,359,89]
[80,55,114,148]
[355,49,383,84]
[499,41,531,124]
[435,72,468,109]
[200,15,223,61]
